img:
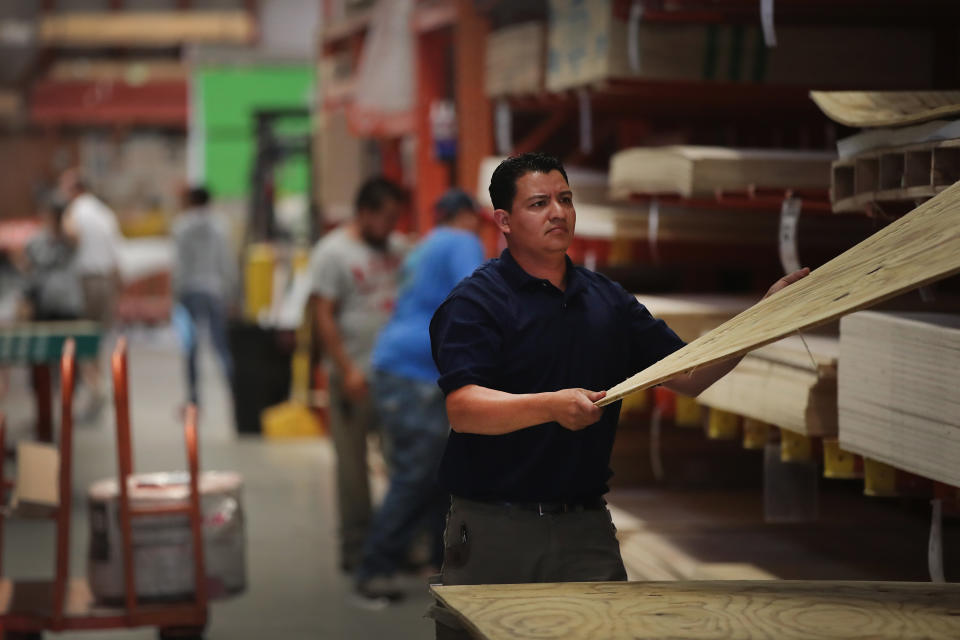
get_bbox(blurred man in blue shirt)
[354,189,485,604]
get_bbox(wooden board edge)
[430,585,492,640]
[597,260,960,407]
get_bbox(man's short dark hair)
[188,186,210,207]
[355,176,408,213]
[489,152,569,212]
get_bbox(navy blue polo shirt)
[429,249,685,502]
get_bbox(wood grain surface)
[810,91,960,128]
[432,581,960,640]
[598,180,960,407]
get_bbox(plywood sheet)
[598,181,960,407]
[609,146,833,199]
[39,11,256,47]
[811,91,960,128]
[838,311,960,487]
[432,581,960,640]
[697,336,838,436]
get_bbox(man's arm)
[314,296,367,400]
[446,384,606,435]
[662,267,811,397]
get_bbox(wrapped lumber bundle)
[838,311,960,486]
[609,146,833,199]
[698,335,839,437]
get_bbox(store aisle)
[2,330,435,639]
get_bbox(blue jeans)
[356,370,450,581]
[179,291,234,406]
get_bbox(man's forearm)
[446,385,557,435]
[314,298,354,374]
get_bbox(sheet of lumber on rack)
[811,91,960,128]
[839,311,960,487]
[697,335,838,436]
[597,180,960,407]
[609,146,833,199]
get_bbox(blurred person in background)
[354,189,485,605]
[172,186,237,410]
[60,168,122,420]
[309,176,409,573]
[20,195,85,323]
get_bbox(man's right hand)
[343,364,368,402]
[551,388,606,431]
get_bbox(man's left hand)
[762,267,810,300]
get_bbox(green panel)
[198,66,314,198]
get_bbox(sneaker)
[355,575,405,605]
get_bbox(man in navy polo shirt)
[429,152,808,594]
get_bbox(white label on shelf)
[578,88,593,155]
[648,197,660,265]
[495,98,512,156]
[761,0,777,47]
[779,197,802,274]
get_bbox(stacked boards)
[609,146,833,199]
[698,335,839,437]
[598,181,960,407]
[813,91,960,214]
[838,311,960,487]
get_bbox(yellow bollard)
[244,243,275,321]
[674,395,702,428]
[863,458,899,497]
[780,429,812,462]
[706,408,739,440]
[620,388,649,415]
[262,401,324,438]
[742,418,771,450]
[823,439,861,479]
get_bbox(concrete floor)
[2,329,435,640]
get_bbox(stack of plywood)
[640,294,754,343]
[698,335,839,437]
[546,0,934,92]
[485,22,545,97]
[838,311,960,487]
[39,11,256,47]
[609,146,834,199]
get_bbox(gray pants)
[432,496,627,638]
[327,375,379,569]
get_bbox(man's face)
[357,197,402,247]
[498,170,575,255]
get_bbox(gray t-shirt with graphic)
[309,226,406,373]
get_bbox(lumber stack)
[812,91,960,213]
[38,11,256,47]
[485,22,545,97]
[609,146,833,199]
[838,311,960,487]
[698,335,839,437]
[640,294,753,343]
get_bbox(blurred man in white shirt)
[60,168,122,420]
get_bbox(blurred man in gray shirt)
[172,186,237,409]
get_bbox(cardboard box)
[486,22,545,97]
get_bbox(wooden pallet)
[599,180,960,407]
[831,139,960,213]
[811,91,960,128]
[432,581,960,640]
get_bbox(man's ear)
[492,208,510,235]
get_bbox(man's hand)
[343,363,368,402]
[763,267,810,300]
[551,388,606,431]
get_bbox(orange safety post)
[51,338,77,629]
[183,405,209,617]
[111,337,138,622]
